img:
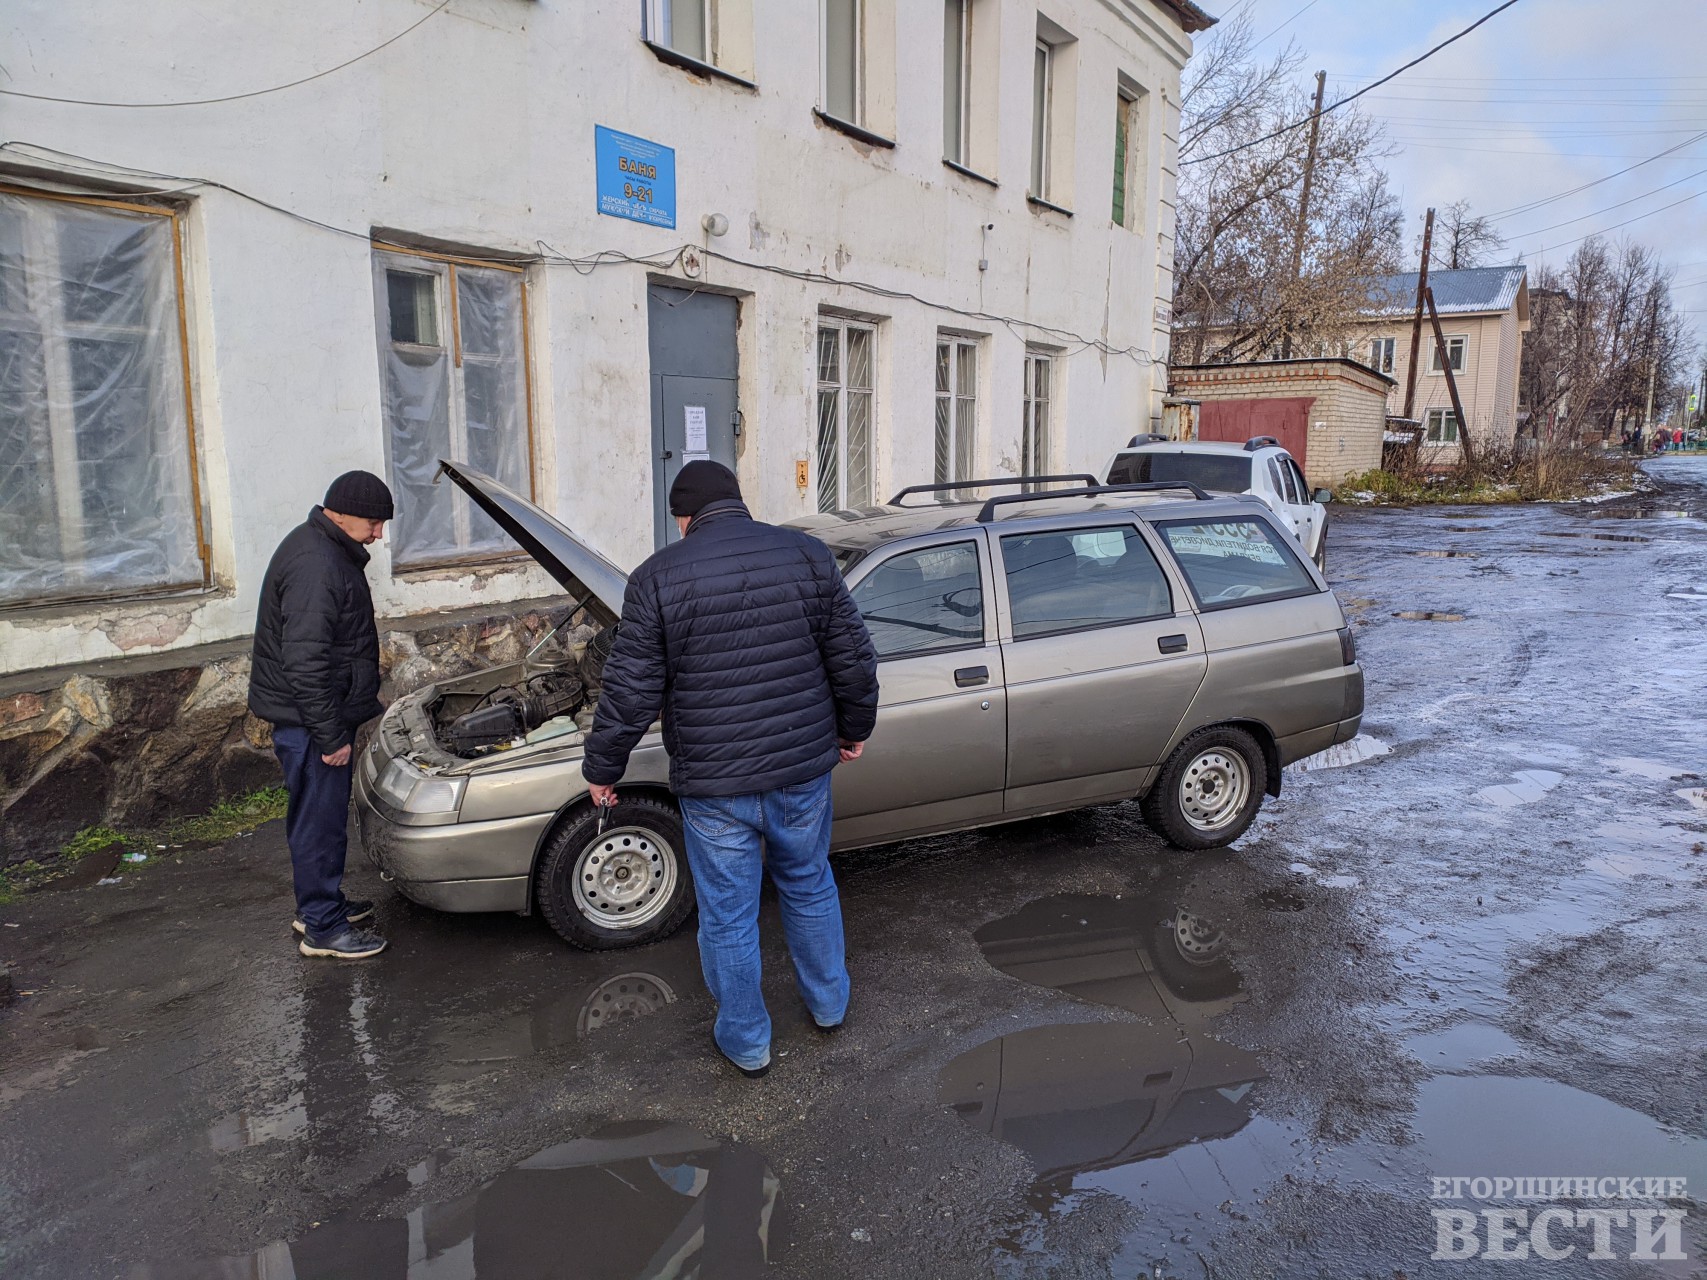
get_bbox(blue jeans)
[273,726,355,940]
[678,770,850,1071]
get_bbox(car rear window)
[1107,451,1254,494]
[1156,518,1317,609]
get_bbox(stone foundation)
[0,597,578,864]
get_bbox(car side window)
[1156,518,1317,610]
[1000,525,1173,639]
[1287,459,1310,502]
[850,542,985,659]
[1106,454,1141,486]
[1266,458,1287,500]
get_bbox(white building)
[0,0,1210,677]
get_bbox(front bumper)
[354,763,550,913]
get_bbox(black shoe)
[714,1033,770,1078]
[293,900,374,935]
[298,926,388,960]
[813,1018,844,1033]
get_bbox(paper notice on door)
[684,405,708,453]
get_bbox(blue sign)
[595,126,676,229]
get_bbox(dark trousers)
[273,726,354,939]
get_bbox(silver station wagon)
[355,465,1364,949]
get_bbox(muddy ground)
[3,457,1706,1279]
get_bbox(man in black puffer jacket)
[250,471,394,961]
[584,461,879,1077]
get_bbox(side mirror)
[1312,488,1333,504]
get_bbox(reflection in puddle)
[1585,508,1690,520]
[943,891,1274,1258]
[1475,769,1563,808]
[136,1123,777,1279]
[1604,756,1686,781]
[1404,1021,1521,1071]
[1406,549,1480,558]
[1394,610,1466,622]
[1539,530,1653,543]
[1677,788,1707,812]
[205,1093,308,1152]
[1287,734,1391,772]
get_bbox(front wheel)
[535,795,696,950]
[1141,726,1265,850]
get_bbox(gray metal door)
[647,285,739,547]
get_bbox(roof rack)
[976,481,1211,523]
[1125,432,1169,447]
[1243,436,1280,451]
[888,474,1098,507]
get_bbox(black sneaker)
[713,1032,770,1078]
[292,900,374,935]
[298,926,388,960]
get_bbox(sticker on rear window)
[1162,522,1286,564]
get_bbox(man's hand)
[321,744,352,767]
[588,781,618,809]
[838,739,864,763]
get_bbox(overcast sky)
[1217,0,1707,340]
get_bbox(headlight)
[376,758,467,815]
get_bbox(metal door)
[1197,398,1312,462]
[829,536,1007,850]
[647,285,739,547]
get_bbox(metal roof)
[1152,0,1218,32]
[1366,265,1527,317]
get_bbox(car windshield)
[1107,451,1254,494]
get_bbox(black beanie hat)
[323,470,395,521]
[668,460,742,518]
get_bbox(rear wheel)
[1141,726,1265,850]
[535,795,696,950]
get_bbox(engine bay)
[429,626,615,759]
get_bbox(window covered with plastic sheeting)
[371,247,533,569]
[0,190,205,608]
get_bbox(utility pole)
[1425,286,1475,468]
[1640,291,1660,440]
[1402,207,1435,422]
[1280,70,1327,360]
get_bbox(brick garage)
[1169,359,1394,488]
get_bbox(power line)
[1182,0,1526,165]
[1483,129,1707,220]
[1521,189,1703,259]
[1505,169,1707,238]
[1251,0,1321,47]
[0,1,452,108]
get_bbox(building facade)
[0,0,1210,680]
[1351,265,1531,459]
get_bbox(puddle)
[1404,1022,1522,1071]
[1584,508,1691,520]
[1406,549,1481,558]
[1677,788,1707,812]
[137,1123,777,1278]
[1604,757,1687,781]
[1538,530,1653,543]
[576,970,680,1035]
[1667,590,1707,601]
[206,1093,308,1152]
[1287,734,1391,772]
[1475,769,1563,808]
[1394,611,1466,622]
[1442,525,1490,532]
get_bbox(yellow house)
[1353,265,1530,458]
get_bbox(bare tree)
[1172,12,1401,366]
[1428,199,1507,271]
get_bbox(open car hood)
[436,461,627,627]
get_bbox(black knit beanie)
[323,470,395,521]
[668,460,742,518]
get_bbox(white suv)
[1102,436,1331,570]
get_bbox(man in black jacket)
[249,471,394,960]
[583,461,879,1077]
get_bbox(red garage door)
[1197,397,1313,465]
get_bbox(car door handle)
[1158,634,1189,654]
[954,665,989,687]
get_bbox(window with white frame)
[1370,336,1395,374]
[815,316,875,512]
[0,189,206,608]
[1428,334,1467,374]
[935,334,978,485]
[943,0,971,164]
[1425,407,1460,444]
[372,246,533,568]
[822,0,862,124]
[1030,38,1054,199]
[644,0,711,62]
[1022,348,1054,479]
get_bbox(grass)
[0,785,289,904]
[1335,444,1643,506]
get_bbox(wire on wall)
[0,140,1159,367]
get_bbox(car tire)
[1147,909,1244,1002]
[535,795,696,950]
[1141,726,1265,851]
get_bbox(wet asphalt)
[3,456,1707,1280]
